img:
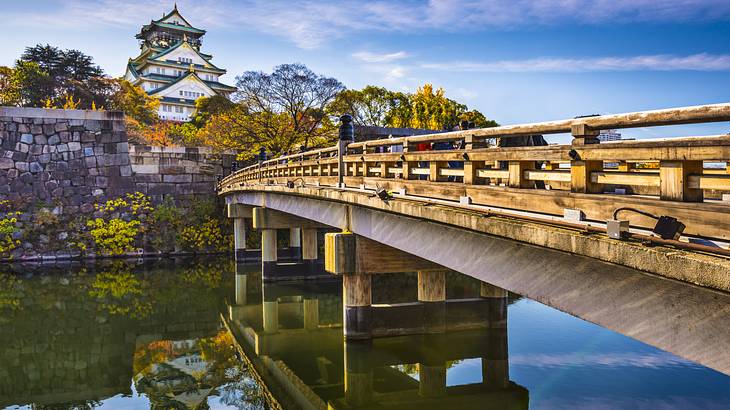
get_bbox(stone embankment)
[0,107,237,261]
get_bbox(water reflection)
[0,258,269,410]
[1,258,729,409]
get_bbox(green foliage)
[329,83,499,131]
[149,198,183,252]
[87,218,141,256]
[0,272,22,315]
[0,61,53,107]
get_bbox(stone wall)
[0,107,134,213]
[0,107,235,261]
[130,144,236,204]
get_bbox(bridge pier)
[419,270,446,333]
[418,362,447,398]
[254,207,329,281]
[327,232,505,340]
[228,204,259,263]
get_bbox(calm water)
[1,257,728,409]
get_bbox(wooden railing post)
[402,141,413,180]
[463,134,483,185]
[338,115,354,188]
[659,160,703,202]
[508,161,536,188]
[571,124,603,193]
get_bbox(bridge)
[218,102,730,374]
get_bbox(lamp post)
[338,114,354,188]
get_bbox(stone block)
[163,174,192,183]
[29,162,43,173]
[59,131,70,143]
[7,169,18,178]
[116,142,129,153]
[54,122,68,132]
[84,120,102,132]
[34,134,47,145]
[17,143,29,153]
[81,132,96,143]
[120,165,132,176]
[43,124,55,136]
[147,183,175,195]
[20,133,33,144]
[30,125,42,134]
[134,174,161,183]
[47,135,60,145]
[68,142,81,151]
[16,162,28,172]
[38,153,51,164]
[160,165,185,174]
[132,164,158,174]
[57,144,69,153]
[83,147,94,157]
[0,158,13,169]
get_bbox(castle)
[124,4,235,121]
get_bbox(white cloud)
[352,51,409,63]
[421,53,730,72]
[6,1,730,49]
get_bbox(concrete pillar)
[302,228,318,266]
[481,282,509,388]
[303,298,319,330]
[418,270,446,333]
[480,282,508,328]
[343,273,372,340]
[418,363,447,398]
[263,289,279,334]
[344,340,373,407]
[482,327,509,388]
[235,273,247,306]
[289,227,302,260]
[262,229,278,281]
[233,218,248,262]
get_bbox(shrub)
[87,218,141,256]
[179,218,228,252]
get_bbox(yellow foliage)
[180,218,229,252]
[87,218,141,255]
[0,209,21,257]
[61,94,81,109]
[89,267,152,319]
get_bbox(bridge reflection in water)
[1,258,729,409]
[226,265,529,410]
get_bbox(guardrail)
[220,102,730,240]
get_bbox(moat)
[1,257,728,409]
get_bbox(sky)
[1,0,730,141]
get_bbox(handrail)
[221,102,730,241]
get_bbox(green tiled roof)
[150,21,206,34]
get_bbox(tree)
[108,80,159,125]
[327,86,392,127]
[0,61,53,107]
[199,104,303,158]
[235,63,344,149]
[190,95,235,127]
[384,83,498,131]
[15,44,110,109]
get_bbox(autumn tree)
[331,83,498,131]
[327,85,392,127]
[234,63,344,149]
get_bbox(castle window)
[175,106,183,113]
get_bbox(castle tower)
[124,4,236,121]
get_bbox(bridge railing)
[222,102,730,240]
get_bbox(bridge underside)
[225,188,730,375]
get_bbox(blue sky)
[2,0,730,140]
